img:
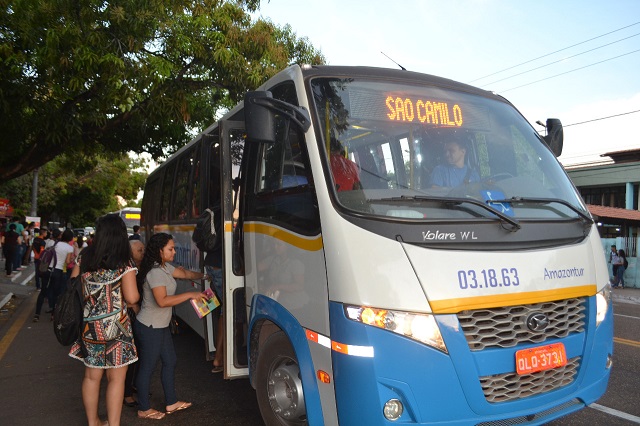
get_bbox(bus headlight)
[595,283,611,326]
[344,305,447,353]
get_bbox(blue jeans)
[616,266,626,287]
[134,320,178,411]
[34,259,41,289]
[205,266,223,301]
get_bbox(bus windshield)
[310,78,587,221]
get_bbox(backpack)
[624,257,628,269]
[38,241,58,273]
[192,208,218,252]
[32,237,46,259]
[53,275,84,346]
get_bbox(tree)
[0,0,325,181]
[0,152,148,226]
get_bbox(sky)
[254,0,640,167]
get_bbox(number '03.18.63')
[457,268,520,290]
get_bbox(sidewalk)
[611,285,640,304]
[0,262,37,330]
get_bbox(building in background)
[566,148,640,287]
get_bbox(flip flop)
[166,401,192,414]
[137,409,166,420]
[211,366,223,373]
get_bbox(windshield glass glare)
[310,78,586,221]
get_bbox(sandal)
[166,401,192,414]
[123,397,138,407]
[211,366,223,373]
[137,409,165,420]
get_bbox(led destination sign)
[386,96,463,127]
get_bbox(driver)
[430,138,479,188]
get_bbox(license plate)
[515,343,567,375]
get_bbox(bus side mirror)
[244,91,277,143]
[244,90,311,144]
[543,118,563,157]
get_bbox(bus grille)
[476,398,583,425]
[457,298,586,351]
[479,357,581,403]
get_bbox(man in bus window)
[430,138,479,188]
[329,137,361,191]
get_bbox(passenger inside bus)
[329,136,361,191]
[430,136,480,188]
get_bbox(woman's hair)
[136,232,173,293]
[80,214,132,272]
[618,249,626,258]
[61,228,75,243]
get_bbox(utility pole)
[30,168,38,216]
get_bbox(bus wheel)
[256,331,307,425]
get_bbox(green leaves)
[0,0,325,181]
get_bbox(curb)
[0,293,14,310]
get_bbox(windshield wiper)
[486,197,594,224]
[376,195,521,231]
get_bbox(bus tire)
[256,331,307,426]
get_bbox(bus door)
[220,120,249,378]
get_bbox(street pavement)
[0,261,263,426]
[1,261,638,425]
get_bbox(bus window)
[249,122,319,233]
[172,148,195,221]
[190,141,202,217]
[159,162,176,221]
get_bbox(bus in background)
[111,207,141,235]
[141,64,613,425]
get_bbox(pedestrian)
[48,229,75,311]
[21,222,35,266]
[129,225,142,241]
[134,232,206,419]
[33,229,62,321]
[202,204,225,373]
[609,245,618,279]
[615,249,627,289]
[31,228,48,290]
[68,213,140,426]
[2,223,21,276]
[123,239,145,409]
[5,217,24,271]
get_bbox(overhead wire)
[564,109,640,127]
[480,32,640,87]
[499,48,640,92]
[468,21,640,83]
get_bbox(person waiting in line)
[5,217,24,271]
[21,222,35,266]
[134,232,208,419]
[329,136,361,191]
[49,229,76,313]
[68,213,140,426]
[123,239,145,409]
[33,228,62,321]
[203,203,225,374]
[129,225,142,241]
[430,138,480,188]
[2,223,21,276]
[31,228,48,290]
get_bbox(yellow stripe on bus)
[429,285,597,313]
[244,223,323,252]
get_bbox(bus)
[141,64,613,425]
[111,207,141,235]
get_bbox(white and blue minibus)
[141,64,613,425]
